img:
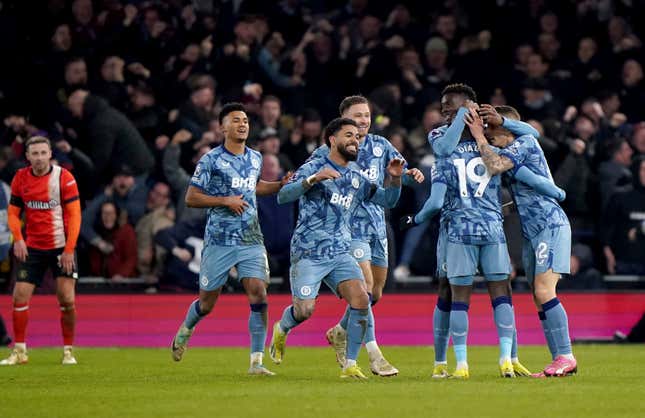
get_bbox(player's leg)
[532,226,576,376]
[365,237,398,376]
[498,280,532,376]
[56,277,78,365]
[448,281,472,379]
[325,241,370,368]
[53,249,79,365]
[1,249,43,366]
[171,244,230,361]
[432,225,451,378]
[270,258,326,365]
[523,238,557,362]
[486,279,517,377]
[337,277,370,379]
[446,242,477,379]
[0,282,35,365]
[482,243,518,377]
[238,245,274,375]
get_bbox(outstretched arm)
[514,166,566,201]
[502,118,539,138]
[414,182,447,224]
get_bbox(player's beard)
[338,143,358,162]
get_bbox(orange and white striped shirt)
[10,165,80,250]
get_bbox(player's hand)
[387,158,406,178]
[225,195,249,215]
[405,168,424,183]
[399,214,417,231]
[13,240,28,262]
[280,171,294,187]
[478,104,503,127]
[60,252,75,275]
[464,108,485,138]
[314,168,341,183]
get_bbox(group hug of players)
[1,82,576,380]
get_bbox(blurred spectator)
[250,95,290,144]
[619,59,645,123]
[409,106,442,154]
[88,200,138,280]
[135,182,174,283]
[67,90,154,186]
[559,243,605,290]
[257,154,294,281]
[257,127,293,171]
[161,129,208,221]
[155,215,206,290]
[600,158,645,275]
[631,123,645,159]
[598,137,633,209]
[282,108,322,167]
[93,55,129,111]
[81,166,148,253]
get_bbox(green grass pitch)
[2,345,644,418]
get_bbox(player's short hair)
[218,102,247,124]
[495,105,521,121]
[25,136,51,152]
[441,83,477,102]
[339,95,369,116]
[323,118,358,147]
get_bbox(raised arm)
[514,166,566,201]
[430,107,468,157]
[465,108,514,175]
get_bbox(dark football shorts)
[16,247,78,286]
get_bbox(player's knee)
[350,292,369,309]
[437,279,451,301]
[294,303,315,320]
[533,284,555,304]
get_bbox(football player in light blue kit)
[268,118,404,379]
[171,103,289,376]
[309,96,424,377]
[473,104,577,377]
[406,84,536,378]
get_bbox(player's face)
[343,103,370,139]
[26,143,52,173]
[222,111,249,143]
[441,93,466,124]
[332,125,360,162]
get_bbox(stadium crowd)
[0,0,644,292]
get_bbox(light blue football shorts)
[289,254,364,299]
[349,236,388,267]
[199,244,269,291]
[522,224,571,284]
[446,241,511,285]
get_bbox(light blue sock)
[511,330,518,359]
[538,311,557,359]
[363,304,376,344]
[433,298,451,362]
[249,303,267,353]
[346,307,368,361]
[492,296,515,360]
[339,305,350,330]
[450,302,469,365]
[184,299,206,329]
[278,305,302,333]
[542,298,572,356]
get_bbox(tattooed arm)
[477,139,514,175]
[464,108,514,175]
